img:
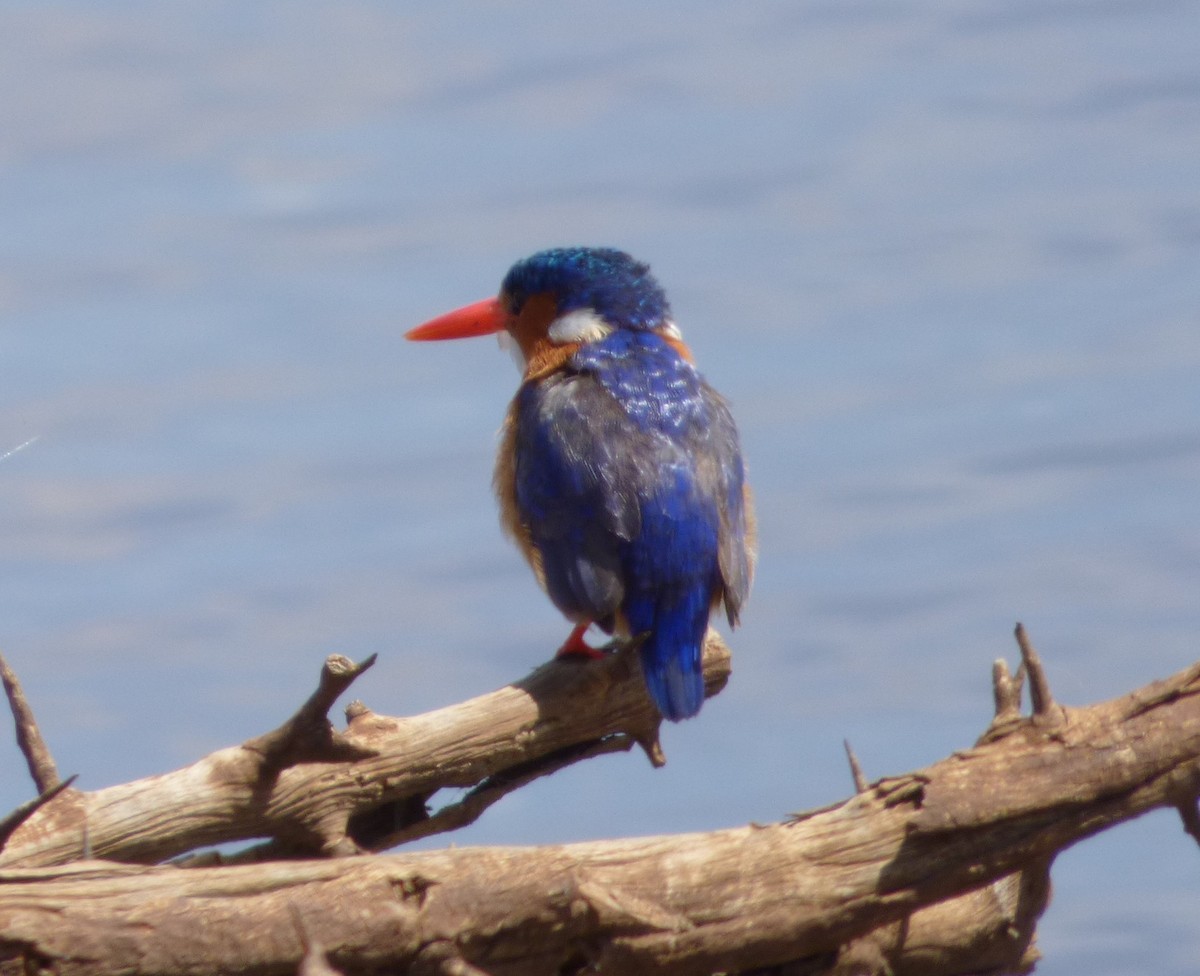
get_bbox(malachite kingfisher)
[407,247,754,721]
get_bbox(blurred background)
[2,2,1198,971]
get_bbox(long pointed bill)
[405,297,506,341]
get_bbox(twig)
[992,657,1024,721]
[245,653,380,771]
[844,740,868,794]
[0,651,60,792]
[980,655,1031,744]
[1014,623,1055,718]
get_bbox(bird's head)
[407,247,683,374]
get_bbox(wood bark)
[0,636,724,868]
[0,630,1197,975]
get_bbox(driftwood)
[0,634,725,868]
[0,626,1197,975]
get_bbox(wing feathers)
[502,331,752,719]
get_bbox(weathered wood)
[0,650,1196,975]
[0,650,60,792]
[0,635,731,867]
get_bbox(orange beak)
[405,297,506,341]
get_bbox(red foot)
[555,623,607,661]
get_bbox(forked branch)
[0,634,731,867]
[0,628,1197,975]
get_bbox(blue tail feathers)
[628,588,710,722]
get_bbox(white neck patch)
[547,308,612,345]
[497,331,525,372]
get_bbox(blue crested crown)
[500,247,671,332]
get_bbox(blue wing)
[512,331,752,721]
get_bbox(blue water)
[2,2,1199,971]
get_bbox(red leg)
[555,622,606,660]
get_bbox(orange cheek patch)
[510,292,559,360]
[507,291,585,380]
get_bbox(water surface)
[2,3,1199,972]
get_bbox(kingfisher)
[406,247,754,721]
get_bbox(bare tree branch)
[0,632,731,867]
[0,641,1196,975]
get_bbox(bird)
[406,247,754,721]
